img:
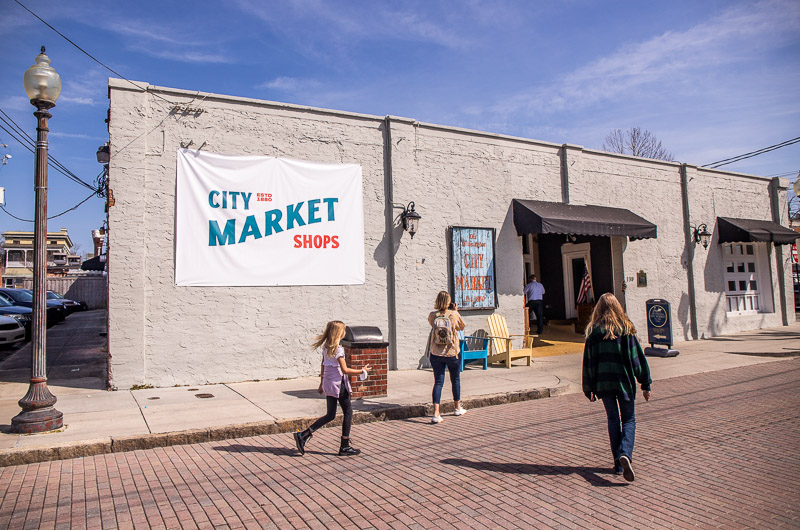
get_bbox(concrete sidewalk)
[0,311,797,466]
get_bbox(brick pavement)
[1,359,798,529]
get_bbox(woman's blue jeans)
[430,354,461,404]
[601,396,636,465]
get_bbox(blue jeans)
[602,396,636,467]
[430,354,461,404]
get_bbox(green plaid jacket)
[582,327,652,401]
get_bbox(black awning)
[80,255,106,271]
[717,217,800,245]
[512,199,658,239]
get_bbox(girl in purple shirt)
[294,321,370,456]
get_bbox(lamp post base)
[12,380,63,433]
[11,407,63,434]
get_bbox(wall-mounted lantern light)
[401,201,422,238]
[692,223,712,250]
[96,143,110,165]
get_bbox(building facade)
[2,228,81,287]
[106,79,797,389]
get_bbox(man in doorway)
[524,274,545,335]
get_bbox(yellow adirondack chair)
[487,314,535,368]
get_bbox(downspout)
[680,164,699,339]
[769,177,789,325]
[559,144,571,204]
[383,117,398,369]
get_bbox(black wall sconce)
[692,223,712,250]
[401,201,422,238]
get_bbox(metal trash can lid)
[342,326,389,348]
[344,326,383,343]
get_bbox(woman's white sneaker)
[454,407,467,416]
[431,415,443,424]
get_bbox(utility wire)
[0,111,97,191]
[0,189,99,222]
[703,136,800,168]
[13,0,177,107]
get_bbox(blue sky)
[1,0,798,252]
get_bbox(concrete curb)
[0,381,569,467]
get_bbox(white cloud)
[0,96,31,112]
[50,131,107,141]
[258,77,321,92]
[491,0,800,117]
[60,69,107,107]
[233,0,472,52]
[103,18,230,64]
[134,48,230,64]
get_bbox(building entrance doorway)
[561,242,592,319]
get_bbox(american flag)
[576,265,593,304]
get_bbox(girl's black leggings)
[309,377,353,438]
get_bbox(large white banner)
[176,149,364,286]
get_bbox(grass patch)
[130,384,155,391]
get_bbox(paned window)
[723,243,762,313]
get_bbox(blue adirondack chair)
[458,330,489,371]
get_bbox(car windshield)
[0,297,12,307]
[46,291,62,299]
[3,290,32,302]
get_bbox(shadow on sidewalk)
[441,458,626,487]
[213,443,339,457]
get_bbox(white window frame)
[723,242,771,315]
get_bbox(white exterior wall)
[108,81,391,388]
[107,79,795,389]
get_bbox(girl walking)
[582,293,652,482]
[294,321,370,456]
[427,291,467,424]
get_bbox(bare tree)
[603,127,675,161]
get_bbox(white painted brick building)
[106,79,796,389]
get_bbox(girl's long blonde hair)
[312,320,347,357]
[584,293,637,340]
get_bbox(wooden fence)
[22,275,108,309]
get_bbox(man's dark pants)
[526,300,544,334]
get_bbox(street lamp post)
[11,47,63,434]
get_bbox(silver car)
[0,314,26,347]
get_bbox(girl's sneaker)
[431,415,443,424]
[454,407,467,416]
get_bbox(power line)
[12,0,177,107]
[0,190,99,222]
[703,136,800,168]
[0,110,98,191]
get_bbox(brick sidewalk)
[1,359,798,529]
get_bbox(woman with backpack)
[427,291,466,424]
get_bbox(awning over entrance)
[512,199,658,239]
[717,217,800,245]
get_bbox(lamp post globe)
[12,47,63,434]
[23,47,61,106]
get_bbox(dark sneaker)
[293,430,310,455]
[613,465,623,475]
[619,455,635,482]
[338,446,361,456]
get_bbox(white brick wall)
[107,79,794,389]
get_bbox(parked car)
[0,296,33,338]
[0,314,26,347]
[0,288,66,325]
[47,290,88,312]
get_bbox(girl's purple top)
[321,346,352,398]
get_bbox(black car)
[47,290,88,312]
[0,296,33,338]
[0,288,66,325]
